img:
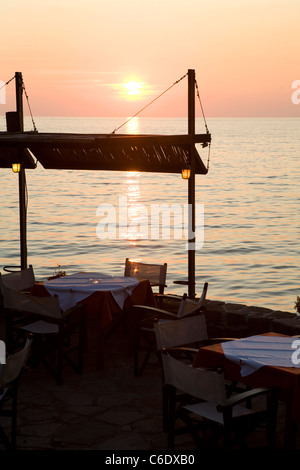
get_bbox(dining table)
[30,271,157,367]
[193,332,300,449]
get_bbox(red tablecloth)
[31,277,156,367]
[193,333,300,448]
[31,278,156,329]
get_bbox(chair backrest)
[0,338,32,387]
[177,282,208,318]
[161,350,226,404]
[0,266,35,292]
[1,283,62,319]
[124,258,167,294]
[154,314,208,350]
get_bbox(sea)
[0,116,299,313]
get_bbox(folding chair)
[124,258,167,295]
[0,267,36,346]
[129,282,209,376]
[0,338,32,450]
[161,348,279,450]
[1,280,85,385]
[0,265,35,293]
[153,314,211,431]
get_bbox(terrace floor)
[1,320,299,453]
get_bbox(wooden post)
[15,72,27,270]
[188,69,196,298]
[15,72,24,131]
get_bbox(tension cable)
[0,75,15,91]
[22,80,37,132]
[111,73,188,134]
[195,76,211,170]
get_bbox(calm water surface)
[0,116,299,312]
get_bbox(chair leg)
[76,312,85,375]
[56,327,64,385]
[179,409,203,448]
[10,386,18,451]
[266,390,279,448]
[0,425,12,450]
[162,385,169,432]
[166,385,177,450]
[0,383,19,450]
[167,404,176,449]
[222,411,233,450]
[134,329,158,376]
[135,350,153,377]
[77,341,84,375]
[5,313,14,354]
[133,346,140,377]
[133,322,141,376]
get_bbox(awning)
[0,132,211,174]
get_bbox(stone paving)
[0,322,298,452]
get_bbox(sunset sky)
[1,0,299,118]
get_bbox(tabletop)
[220,334,300,376]
[44,272,139,311]
[193,332,300,433]
[30,272,156,369]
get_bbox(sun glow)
[124,80,143,96]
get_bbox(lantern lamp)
[181,165,191,179]
[12,163,21,173]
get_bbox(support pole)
[15,72,27,270]
[188,69,196,298]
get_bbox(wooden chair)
[129,282,209,376]
[0,280,85,385]
[0,267,36,348]
[160,348,279,450]
[0,265,35,293]
[0,338,32,450]
[153,314,212,431]
[124,258,167,295]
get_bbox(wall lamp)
[12,163,21,173]
[181,165,191,180]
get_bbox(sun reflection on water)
[125,117,140,134]
[124,171,147,245]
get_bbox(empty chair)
[0,337,32,450]
[154,314,208,352]
[0,267,36,346]
[124,258,167,295]
[0,279,85,385]
[160,348,279,450]
[154,312,248,432]
[153,314,210,431]
[176,282,208,318]
[129,282,209,376]
[0,265,35,293]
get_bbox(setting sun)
[124,81,143,96]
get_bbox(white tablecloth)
[44,272,139,311]
[221,335,300,376]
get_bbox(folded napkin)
[221,335,300,376]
